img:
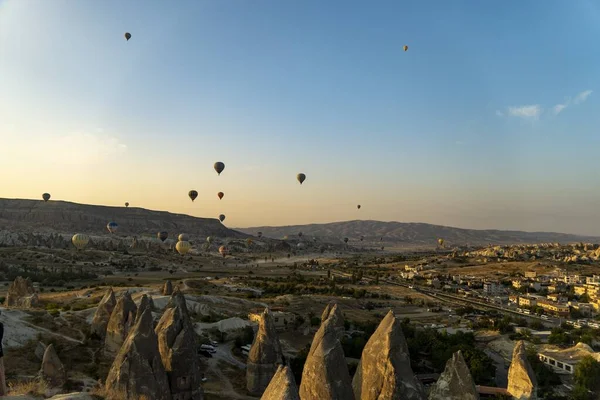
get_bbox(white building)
[483,282,502,296]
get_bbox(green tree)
[574,356,600,396]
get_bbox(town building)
[538,343,600,374]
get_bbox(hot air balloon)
[296,173,306,185]
[246,238,253,247]
[360,236,364,241]
[403,45,408,51]
[72,233,89,250]
[158,231,168,242]
[125,32,131,41]
[297,242,305,249]
[257,232,263,238]
[343,237,349,244]
[188,190,198,202]
[219,214,226,222]
[125,202,129,207]
[107,222,118,234]
[42,193,51,202]
[176,240,191,255]
[357,205,361,209]
[206,236,213,244]
[218,192,224,200]
[178,233,188,242]
[438,238,444,247]
[219,245,229,257]
[298,232,303,238]
[214,162,225,175]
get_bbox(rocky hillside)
[238,220,600,247]
[0,198,246,238]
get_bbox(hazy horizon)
[2,1,600,235]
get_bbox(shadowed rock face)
[105,292,138,355]
[155,293,204,400]
[247,308,284,396]
[105,307,172,400]
[91,288,116,339]
[163,280,173,296]
[299,307,355,400]
[261,365,300,400]
[507,341,537,400]
[428,351,479,400]
[5,276,39,308]
[135,294,152,325]
[39,344,67,387]
[352,310,425,400]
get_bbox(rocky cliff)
[39,344,67,387]
[352,310,424,400]
[5,276,39,308]
[261,365,300,400]
[246,308,284,396]
[105,307,172,400]
[105,292,137,355]
[320,301,345,340]
[428,351,479,400]
[507,341,537,400]
[90,288,116,339]
[299,305,354,400]
[155,292,204,400]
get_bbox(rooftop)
[538,343,600,365]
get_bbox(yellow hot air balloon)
[403,45,408,51]
[72,233,90,250]
[438,238,444,247]
[176,240,191,255]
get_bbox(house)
[248,310,296,331]
[519,296,538,308]
[547,293,567,303]
[525,271,537,279]
[538,343,600,374]
[537,299,570,317]
[483,282,502,296]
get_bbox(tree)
[574,356,600,395]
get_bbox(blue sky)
[1,0,600,235]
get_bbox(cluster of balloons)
[59,32,414,256]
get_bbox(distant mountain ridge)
[237,220,600,247]
[0,198,246,239]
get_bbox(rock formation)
[261,365,300,400]
[39,344,67,387]
[135,294,152,324]
[155,291,204,400]
[352,310,425,400]
[299,307,354,400]
[507,341,537,400]
[104,291,137,355]
[163,280,174,295]
[247,308,284,396]
[5,276,39,308]
[428,351,479,400]
[320,301,345,340]
[35,341,47,361]
[105,307,172,400]
[149,295,156,311]
[90,288,116,339]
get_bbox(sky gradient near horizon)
[2,0,600,235]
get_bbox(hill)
[237,220,600,247]
[0,198,246,239]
